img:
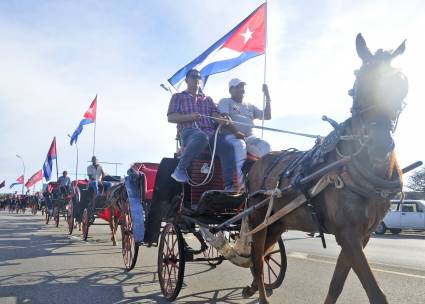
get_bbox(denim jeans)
[178,127,235,188]
[89,181,112,196]
[224,134,247,186]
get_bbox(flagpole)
[54,137,59,181]
[261,0,268,139]
[93,94,97,156]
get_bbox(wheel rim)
[121,211,137,270]
[264,238,287,290]
[203,234,223,266]
[158,223,185,300]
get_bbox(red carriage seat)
[132,162,159,201]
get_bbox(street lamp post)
[16,154,25,195]
[68,134,79,180]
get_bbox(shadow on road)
[0,266,155,304]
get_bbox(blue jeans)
[89,181,112,196]
[178,127,235,188]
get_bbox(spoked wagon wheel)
[203,245,223,266]
[264,237,287,290]
[53,206,60,227]
[82,208,89,241]
[203,231,227,266]
[121,208,139,271]
[67,201,74,235]
[158,222,186,301]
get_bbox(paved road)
[0,211,424,304]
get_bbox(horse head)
[349,33,408,166]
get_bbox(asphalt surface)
[0,211,424,304]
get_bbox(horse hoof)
[112,241,117,246]
[242,286,257,298]
[258,299,269,304]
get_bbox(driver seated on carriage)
[167,68,236,191]
[87,156,112,196]
[57,170,71,196]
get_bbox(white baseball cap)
[228,78,246,89]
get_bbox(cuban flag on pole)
[42,137,57,181]
[9,175,24,189]
[70,96,97,145]
[25,170,43,188]
[168,3,266,90]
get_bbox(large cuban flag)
[70,95,97,145]
[42,137,57,181]
[168,3,266,90]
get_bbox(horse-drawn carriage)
[111,34,425,304]
[71,176,122,241]
[43,181,72,227]
[114,151,287,300]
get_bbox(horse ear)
[356,33,373,63]
[392,39,406,58]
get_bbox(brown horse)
[243,34,408,303]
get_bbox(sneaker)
[171,166,189,183]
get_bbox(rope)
[186,124,222,187]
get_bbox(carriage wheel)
[264,237,287,290]
[204,245,223,266]
[158,223,186,301]
[203,231,226,266]
[82,208,89,241]
[121,209,139,271]
[53,206,60,227]
[67,202,74,235]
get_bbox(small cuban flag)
[168,3,266,90]
[70,95,97,146]
[9,175,24,189]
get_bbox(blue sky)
[1,0,424,193]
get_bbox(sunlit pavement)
[1,210,424,304]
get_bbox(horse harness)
[246,118,403,248]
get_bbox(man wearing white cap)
[218,79,272,189]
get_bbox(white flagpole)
[261,0,268,139]
[93,94,97,156]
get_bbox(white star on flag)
[240,27,254,44]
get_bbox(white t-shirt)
[217,98,263,136]
[87,164,103,181]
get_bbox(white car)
[375,200,425,234]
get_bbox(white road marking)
[287,252,425,280]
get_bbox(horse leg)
[253,229,269,304]
[339,233,387,304]
[324,248,352,304]
[109,207,117,246]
